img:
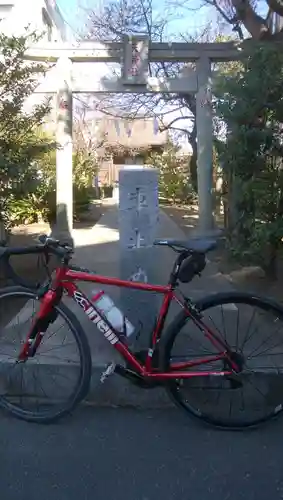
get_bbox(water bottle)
[91,289,135,338]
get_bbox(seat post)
[168,251,190,287]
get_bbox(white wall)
[0,2,13,21]
[0,1,68,125]
[0,0,66,42]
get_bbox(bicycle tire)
[160,291,283,429]
[0,286,92,424]
[0,246,49,289]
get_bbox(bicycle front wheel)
[0,286,92,423]
[161,291,283,429]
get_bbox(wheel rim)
[0,291,85,419]
[167,295,283,427]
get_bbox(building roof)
[88,116,168,150]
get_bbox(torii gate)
[25,36,245,238]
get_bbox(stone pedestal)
[118,166,159,342]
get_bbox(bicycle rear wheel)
[161,291,283,429]
[0,286,92,423]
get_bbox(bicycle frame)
[19,264,238,379]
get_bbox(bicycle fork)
[17,288,61,361]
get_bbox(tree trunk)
[266,165,283,278]
[226,169,237,233]
[231,0,283,40]
[231,0,270,39]
[0,220,7,245]
[266,0,283,17]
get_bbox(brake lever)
[61,243,74,253]
[45,236,60,246]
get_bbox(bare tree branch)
[80,0,199,131]
[78,0,231,194]
[178,0,283,40]
[159,115,193,132]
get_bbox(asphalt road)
[1,407,283,500]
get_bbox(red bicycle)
[1,234,283,428]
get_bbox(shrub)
[146,144,195,204]
[215,45,283,277]
[0,31,53,231]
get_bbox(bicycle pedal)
[100,362,116,383]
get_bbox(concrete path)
[1,407,283,500]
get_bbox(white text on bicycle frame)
[73,291,119,345]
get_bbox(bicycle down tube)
[19,265,238,377]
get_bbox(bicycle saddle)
[154,238,217,253]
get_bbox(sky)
[56,0,217,40]
[56,0,85,35]
[53,0,277,151]
[53,0,238,147]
